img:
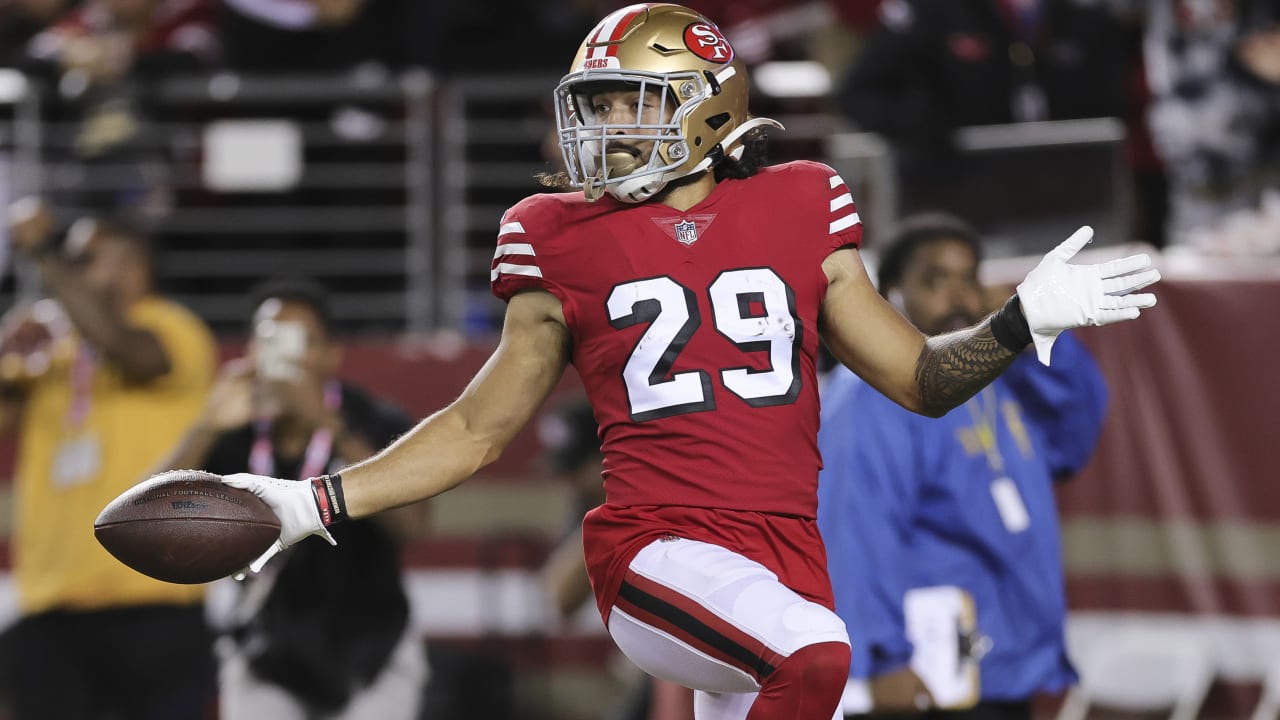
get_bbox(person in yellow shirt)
[0,200,217,720]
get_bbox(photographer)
[0,201,217,720]
[153,277,428,720]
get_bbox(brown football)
[94,470,281,584]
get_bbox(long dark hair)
[714,125,770,181]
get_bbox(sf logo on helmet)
[684,23,734,63]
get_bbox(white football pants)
[606,536,850,720]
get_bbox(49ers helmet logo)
[683,22,733,63]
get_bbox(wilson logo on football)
[683,23,733,63]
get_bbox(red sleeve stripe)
[830,193,854,212]
[828,174,847,190]
[498,221,525,237]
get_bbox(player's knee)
[772,641,850,695]
[798,641,851,690]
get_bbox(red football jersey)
[491,160,862,518]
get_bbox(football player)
[218,4,1159,718]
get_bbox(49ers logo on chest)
[684,23,734,63]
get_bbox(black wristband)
[990,295,1033,352]
[310,472,349,527]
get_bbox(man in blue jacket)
[817,213,1107,720]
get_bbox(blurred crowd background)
[0,0,1278,719]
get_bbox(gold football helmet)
[554,3,781,203]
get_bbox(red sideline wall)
[221,335,586,479]
[987,252,1280,716]
[1065,276,1280,617]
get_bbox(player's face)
[895,238,984,336]
[587,87,673,177]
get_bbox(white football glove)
[222,472,335,574]
[1017,226,1160,365]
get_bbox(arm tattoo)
[914,319,1019,416]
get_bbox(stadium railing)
[3,68,1134,336]
[829,117,1132,258]
[1,69,437,337]
[0,69,45,304]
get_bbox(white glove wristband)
[1016,226,1159,365]
[222,472,336,574]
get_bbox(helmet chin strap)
[593,66,784,204]
[692,117,785,169]
[583,166,606,201]
[598,65,739,204]
[606,117,785,203]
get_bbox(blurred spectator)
[835,0,1129,203]
[212,1,417,233]
[818,1,889,81]
[153,277,428,720]
[826,0,885,32]
[595,0,850,66]
[655,0,820,64]
[21,0,218,217]
[536,397,693,720]
[0,198,218,720]
[535,398,643,719]
[427,0,597,72]
[0,0,75,68]
[1114,13,1171,249]
[25,0,217,83]
[417,644,515,720]
[817,213,1107,718]
[217,0,411,74]
[537,397,604,624]
[1142,0,1280,250]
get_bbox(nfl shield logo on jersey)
[674,219,698,245]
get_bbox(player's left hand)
[222,472,335,575]
[1017,226,1159,365]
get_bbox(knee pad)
[773,641,850,690]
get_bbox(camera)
[252,320,306,382]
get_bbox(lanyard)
[965,386,1035,534]
[67,343,96,428]
[249,381,342,480]
[962,386,1006,474]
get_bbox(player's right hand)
[1017,226,1160,365]
[222,472,335,574]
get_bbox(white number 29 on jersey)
[606,267,802,422]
